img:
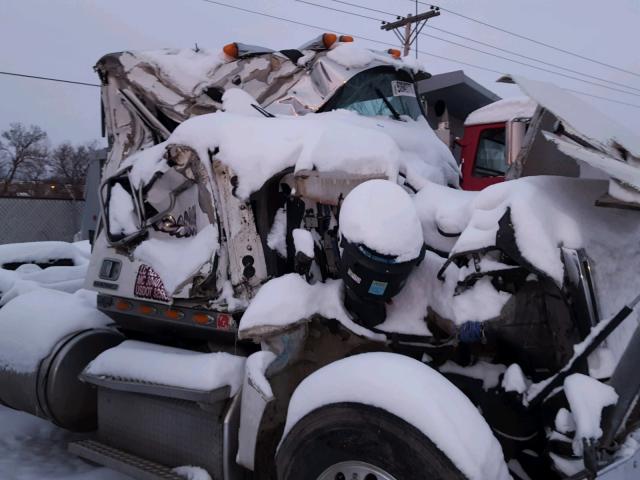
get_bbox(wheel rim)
[317,460,398,480]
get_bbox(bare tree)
[0,123,49,194]
[50,141,98,200]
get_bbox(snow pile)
[465,97,537,126]
[509,75,640,159]
[564,373,618,455]
[121,48,223,98]
[292,228,314,258]
[439,360,507,390]
[108,183,138,236]
[0,404,127,480]
[173,466,211,480]
[0,289,111,373]
[326,43,425,73]
[339,180,423,261]
[282,352,511,480]
[502,364,528,394]
[120,105,458,200]
[0,240,89,268]
[266,208,287,257]
[133,223,218,295]
[326,42,374,68]
[238,273,384,341]
[222,88,263,117]
[86,340,245,395]
[413,181,478,253]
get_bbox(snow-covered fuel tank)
[338,180,425,328]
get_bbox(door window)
[473,127,507,177]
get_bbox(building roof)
[417,70,500,120]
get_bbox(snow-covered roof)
[464,96,537,126]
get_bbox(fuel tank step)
[69,439,183,480]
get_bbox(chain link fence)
[0,197,85,244]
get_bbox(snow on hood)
[464,96,536,126]
[122,101,459,199]
[339,179,424,261]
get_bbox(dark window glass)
[473,128,507,177]
[320,66,423,121]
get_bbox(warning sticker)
[391,80,415,97]
[134,265,170,302]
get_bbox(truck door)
[460,122,507,191]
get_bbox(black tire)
[276,403,467,480]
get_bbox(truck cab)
[458,97,536,190]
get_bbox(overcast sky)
[1,0,638,146]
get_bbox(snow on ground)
[0,404,130,480]
[86,340,246,394]
[0,241,90,306]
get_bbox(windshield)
[320,66,424,121]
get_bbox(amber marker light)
[164,309,184,320]
[388,49,402,59]
[223,42,239,58]
[193,313,210,325]
[323,33,338,48]
[339,35,354,42]
[115,300,133,311]
[138,304,155,315]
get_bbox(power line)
[200,0,640,109]
[302,0,640,97]
[0,71,100,87]
[405,0,640,79]
[297,0,379,21]
[331,0,640,93]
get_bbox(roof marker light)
[223,43,239,58]
[388,49,402,59]
[339,35,354,43]
[323,33,338,48]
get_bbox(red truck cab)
[458,97,536,191]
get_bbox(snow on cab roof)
[464,96,537,126]
[121,89,460,199]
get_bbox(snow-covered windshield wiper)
[374,87,401,121]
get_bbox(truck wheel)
[276,403,467,480]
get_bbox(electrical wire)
[300,0,640,97]
[404,0,640,79]
[200,0,640,109]
[0,71,100,87]
[328,0,640,94]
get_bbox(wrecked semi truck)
[1,35,640,480]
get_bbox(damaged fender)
[278,352,511,480]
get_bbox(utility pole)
[381,5,441,57]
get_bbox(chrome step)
[69,439,184,480]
